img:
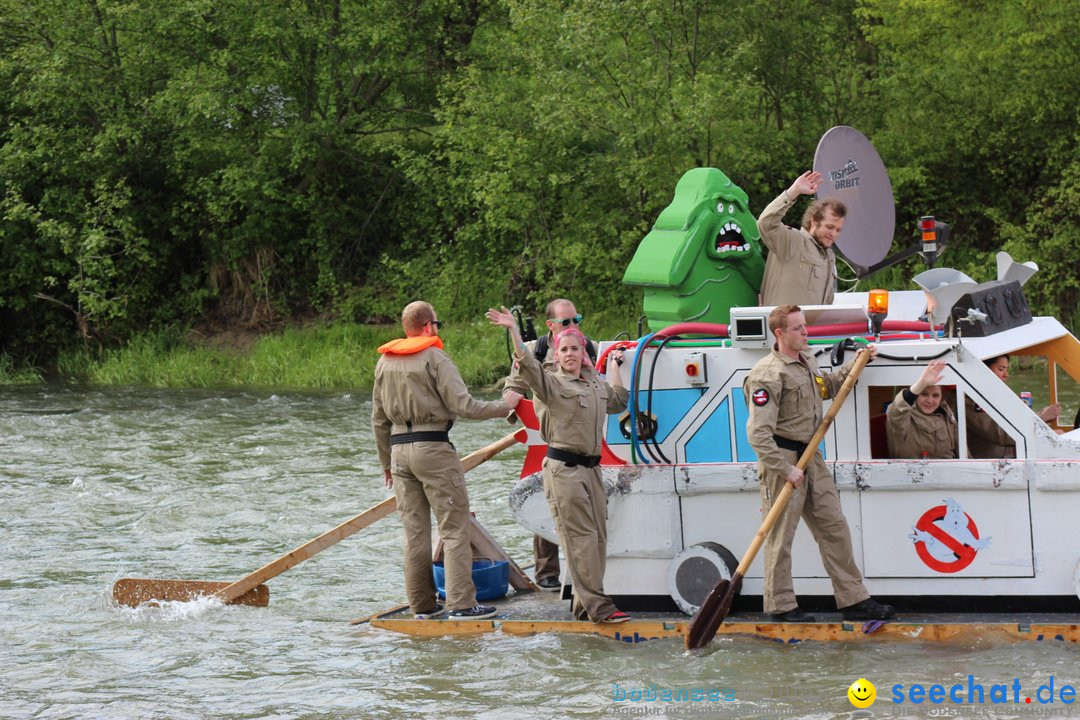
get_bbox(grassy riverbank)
[0,354,41,384]
[13,312,638,390]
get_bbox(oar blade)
[112,578,270,607]
[684,578,728,649]
[684,573,742,650]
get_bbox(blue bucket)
[432,559,510,601]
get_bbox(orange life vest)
[377,336,444,355]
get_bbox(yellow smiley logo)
[848,678,876,708]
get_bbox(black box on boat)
[950,280,1031,337]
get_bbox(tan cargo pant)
[759,448,869,614]
[543,458,617,622]
[533,535,560,582]
[391,441,476,613]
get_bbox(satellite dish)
[813,126,895,271]
[995,251,1038,287]
[913,267,977,326]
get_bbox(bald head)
[402,301,436,336]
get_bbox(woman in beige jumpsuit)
[487,306,630,623]
[886,359,958,459]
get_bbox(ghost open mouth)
[715,222,750,253]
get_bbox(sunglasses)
[552,314,583,328]
[427,320,444,329]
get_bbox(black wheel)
[667,542,738,616]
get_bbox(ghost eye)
[716,202,724,214]
[728,204,734,214]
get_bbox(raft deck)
[354,589,1080,644]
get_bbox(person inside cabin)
[756,170,845,306]
[744,304,893,623]
[487,305,632,624]
[885,359,958,459]
[502,298,598,592]
[371,301,523,621]
[967,354,1062,458]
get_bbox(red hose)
[807,320,936,336]
[654,322,730,338]
[596,340,638,373]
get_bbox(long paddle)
[113,429,522,607]
[684,349,872,650]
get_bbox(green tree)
[859,0,1079,315]
[0,0,488,364]
[390,0,878,317]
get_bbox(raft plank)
[366,611,1080,644]
[113,578,269,607]
[356,584,1080,643]
[370,618,497,637]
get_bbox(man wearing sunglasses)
[373,300,523,621]
[503,298,597,591]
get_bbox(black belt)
[546,447,601,468]
[390,431,450,445]
[773,434,809,454]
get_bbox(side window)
[867,384,959,459]
[867,385,893,459]
[960,385,1022,460]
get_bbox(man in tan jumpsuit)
[503,298,595,591]
[488,306,630,623]
[744,304,893,622]
[757,170,845,306]
[372,301,522,620]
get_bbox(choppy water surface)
[2,383,1078,720]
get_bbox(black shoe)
[447,604,497,620]
[413,603,445,620]
[770,607,815,622]
[841,598,895,621]
[536,576,561,591]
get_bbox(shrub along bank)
[28,312,637,390]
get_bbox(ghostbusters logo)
[751,388,770,406]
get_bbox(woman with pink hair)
[487,306,630,623]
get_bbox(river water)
[2,381,1078,720]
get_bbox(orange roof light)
[868,289,889,316]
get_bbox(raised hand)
[913,358,947,393]
[486,306,515,330]
[789,170,823,197]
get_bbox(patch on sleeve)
[814,374,828,399]
[751,388,770,406]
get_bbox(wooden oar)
[685,349,872,650]
[112,429,522,607]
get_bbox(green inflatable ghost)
[623,167,764,330]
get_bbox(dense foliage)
[2,0,1077,373]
